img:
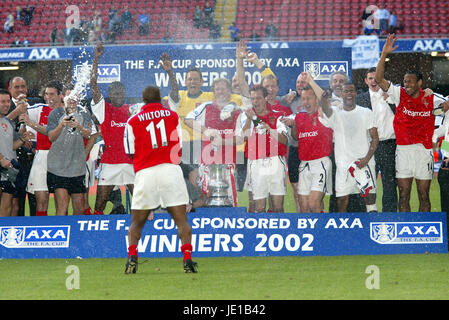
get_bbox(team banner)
[0,209,446,259]
[71,44,352,99]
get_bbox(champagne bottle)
[252,115,262,127]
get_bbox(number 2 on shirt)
[146,119,168,149]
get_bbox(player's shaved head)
[142,86,161,104]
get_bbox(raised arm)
[375,34,398,92]
[318,90,333,118]
[90,42,104,105]
[302,72,324,100]
[160,53,180,103]
[236,40,250,97]
[245,47,274,77]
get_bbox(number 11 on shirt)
[147,119,168,149]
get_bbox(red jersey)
[295,111,333,161]
[124,103,182,173]
[35,105,52,150]
[100,101,132,164]
[197,103,241,165]
[269,100,292,117]
[245,107,288,160]
[393,88,435,149]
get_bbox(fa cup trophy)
[206,164,233,207]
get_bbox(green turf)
[1,254,449,300]
[23,176,443,215]
[7,177,446,301]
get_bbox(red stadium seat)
[288,29,298,37]
[0,0,445,45]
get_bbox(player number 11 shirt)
[124,103,183,173]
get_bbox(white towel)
[348,161,375,197]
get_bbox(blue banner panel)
[0,209,446,259]
[71,44,351,99]
[1,38,447,63]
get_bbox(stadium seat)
[0,0,446,46]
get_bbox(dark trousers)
[438,166,449,215]
[438,164,449,250]
[18,192,36,216]
[16,147,36,216]
[375,139,398,212]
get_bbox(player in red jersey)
[235,40,290,212]
[261,74,293,117]
[184,78,242,206]
[123,86,197,274]
[237,85,289,213]
[375,34,449,212]
[261,72,295,212]
[285,74,334,213]
[90,43,135,215]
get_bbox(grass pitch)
[3,177,447,301]
[1,254,449,300]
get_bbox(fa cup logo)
[0,227,25,247]
[304,62,320,79]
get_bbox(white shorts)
[243,162,252,192]
[245,156,287,200]
[132,163,189,210]
[396,144,434,180]
[85,159,96,189]
[335,161,376,197]
[85,142,102,188]
[97,163,135,186]
[297,156,332,196]
[27,150,48,193]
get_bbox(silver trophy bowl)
[206,164,233,207]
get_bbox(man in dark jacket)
[356,67,398,212]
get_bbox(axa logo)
[28,48,60,60]
[185,44,214,50]
[370,222,442,244]
[412,39,449,52]
[75,64,120,83]
[303,61,348,80]
[0,225,70,248]
[260,42,289,49]
[97,64,120,83]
